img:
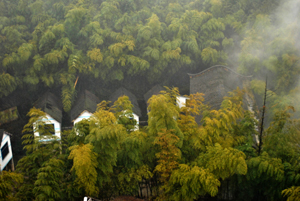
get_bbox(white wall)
[123,111,139,131]
[132,113,139,131]
[177,96,189,108]
[0,133,13,171]
[73,110,92,125]
[34,114,61,141]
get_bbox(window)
[46,103,52,109]
[186,98,190,107]
[1,142,9,160]
[39,124,55,135]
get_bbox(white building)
[0,129,13,171]
[110,87,141,130]
[71,90,100,125]
[34,92,62,141]
[177,95,189,108]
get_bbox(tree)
[68,143,98,197]
[16,108,64,201]
[0,170,23,201]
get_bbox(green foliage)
[247,152,284,181]
[33,158,64,201]
[69,143,98,196]
[3,0,300,200]
[282,186,300,201]
[111,95,137,132]
[86,101,126,186]
[0,171,23,201]
[166,164,220,200]
[154,129,181,185]
[197,144,247,180]
[116,165,152,195]
[147,87,183,147]
[193,88,245,150]
[264,107,300,164]
[0,73,18,97]
[17,107,64,201]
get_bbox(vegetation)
[0,87,298,201]
[1,0,300,200]
[0,0,299,113]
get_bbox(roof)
[70,90,100,121]
[34,92,63,123]
[188,65,252,78]
[144,85,165,104]
[109,87,142,117]
[188,65,252,109]
[0,107,18,125]
[0,129,12,147]
[0,92,22,111]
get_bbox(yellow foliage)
[167,164,220,200]
[108,42,125,56]
[87,48,103,63]
[282,186,300,201]
[68,144,98,196]
[198,144,247,180]
[154,129,181,184]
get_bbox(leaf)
[87,48,103,63]
[69,144,98,196]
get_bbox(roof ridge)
[187,65,252,78]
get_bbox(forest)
[0,0,300,200]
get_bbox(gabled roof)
[70,90,100,121]
[188,65,252,109]
[109,87,142,117]
[34,92,63,123]
[144,85,165,105]
[187,65,252,79]
[0,129,12,147]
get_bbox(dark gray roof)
[188,65,252,109]
[144,85,165,105]
[0,129,12,147]
[34,92,63,123]
[0,92,22,111]
[70,90,100,121]
[109,87,142,117]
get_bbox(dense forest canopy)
[1,0,300,200]
[0,0,299,113]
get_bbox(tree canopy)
[0,0,299,113]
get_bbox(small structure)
[0,129,14,171]
[188,65,252,110]
[0,92,22,126]
[70,90,100,125]
[34,92,63,141]
[0,107,18,126]
[109,87,141,128]
[144,85,188,109]
[177,96,189,108]
[144,85,165,112]
[144,85,165,106]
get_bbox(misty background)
[0,0,299,157]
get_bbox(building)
[34,92,63,141]
[144,85,164,112]
[70,90,100,125]
[0,129,14,171]
[144,85,188,110]
[109,87,141,128]
[188,65,253,110]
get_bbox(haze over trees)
[1,0,300,200]
[0,0,299,112]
